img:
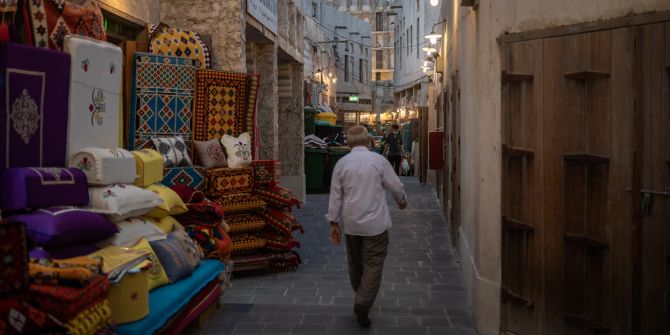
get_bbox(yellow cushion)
[133,149,164,187]
[152,215,182,234]
[144,184,188,218]
[129,238,169,291]
[109,268,149,324]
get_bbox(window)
[344,113,357,123]
[344,55,349,82]
[417,18,420,58]
[312,2,317,17]
[376,72,381,81]
[376,50,383,70]
[359,59,364,83]
[406,29,409,55]
[375,12,383,31]
[410,25,413,55]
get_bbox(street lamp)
[430,0,439,6]
[422,46,436,56]
[425,31,442,45]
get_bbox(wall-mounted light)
[430,0,439,7]
[422,47,436,56]
[328,72,333,78]
[332,77,337,83]
[425,30,442,45]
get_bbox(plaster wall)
[437,0,670,334]
[98,0,160,23]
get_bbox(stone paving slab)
[188,177,476,335]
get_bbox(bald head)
[347,125,369,148]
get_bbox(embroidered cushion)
[230,234,266,254]
[206,166,253,195]
[211,193,266,213]
[184,221,231,261]
[8,207,117,248]
[154,216,182,234]
[260,231,300,252]
[221,132,252,168]
[70,147,137,185]
[194,139,228,168]
[144,184,188,219]
[255,209,294,237]
[28,0,106,50]
[132,149,164,187]
[151,136,192,168]
[251,160,280,186]
[149,238,197,283]
[0,167,89,211]
[170,228,203,269]
[170,185,206,204]
[88,184,163,222]
[252,185,302,210]
[163,166,207,191]
[108,264,150,324]
[100,217,167,247]
[0,221,29,295]
[148,23,210,69]
[130,238,169,290]
[64,36,122,158]
[226,213,266,234]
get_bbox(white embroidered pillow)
[221,132,252,168]
[151,136,192,168]
[88,184,164,222]
[97,217,167,247]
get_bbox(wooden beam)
[564,70,610,80]
[502,216,535,232]
[503,144,535,158]
[564,234,609,248]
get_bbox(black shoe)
[354,304,371,328]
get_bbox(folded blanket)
[65,300,112,335]
[29,256,103,287]
[30,275,110,322]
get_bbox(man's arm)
[380,157,407,207]
[326,164,344,245]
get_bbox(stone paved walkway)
[191,177,476,335]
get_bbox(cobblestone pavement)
[191,177,476,335]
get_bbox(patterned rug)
[193,70,260,154]
[163,166,207,192]
[128,53,199,151]
[206,167,253,195]
[28,0,106,50]
[149,23,211,69]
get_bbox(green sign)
[349,96,359,102]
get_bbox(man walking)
[327,125,408,327]
[383,124,404,175]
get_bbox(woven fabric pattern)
[251,160,280,186]
[129,53,198,151]
[226,213,266,234]
[212,193,265,213]
[193,70,259,154]
[163,166,207,192]
[206,167,253,195]
[0,222,29,295]
[149,23,210,69]
[28,0,106,50]
[230,234,266,253]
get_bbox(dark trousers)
[345,231,389,309]
[387,155,402,175]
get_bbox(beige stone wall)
[160,0,246,72]
[251,43,280,160]
[279,64,305,177]
[437,1,670,334]
[98,0,160,24]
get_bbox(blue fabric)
[115,259,224,335]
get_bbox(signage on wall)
[247,0,278,34]
[349,96,359,102]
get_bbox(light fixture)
[425,30,442,45]
[332,77,337,83]
[422,46,436,56]
[328,72,333,78]
[430,0,439,6]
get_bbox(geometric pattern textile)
[0,43,70,174]
[251,160,280,187]
[226,213,266,234]
[211,193,265,214]
[163,166,206,192]
[151,136,192,167]
[149,23,210,69]
[28,0,106,50]
[129,53,198,151]
[0,221,29,295]
[193,70,260,155]
[206,167,253,195]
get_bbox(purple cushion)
[9,207,118,248]
[0,167,89,211]
[29,245,99,260]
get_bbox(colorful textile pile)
[27,0,106,50]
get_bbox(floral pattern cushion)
[151,136,192,168]
[221,132,252,168]
[194,139,227,168]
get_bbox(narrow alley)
[193,177,475,335]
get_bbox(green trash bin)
[305,147,328,193]
[325,149,350,189]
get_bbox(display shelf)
[502,71,534,84]
[503,144,535,158]
[564,313,610,334]
[501,287,535,308]
[564,234,609,248]
[502,216,535,232]
[564,71,610,80]
[564,153,610,164]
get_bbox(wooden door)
[634,22,670,335]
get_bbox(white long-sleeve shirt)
[326,146,407,236]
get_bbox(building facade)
[426,0,670,334]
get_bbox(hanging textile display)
[193,70,260,154]
[128,53,198,151]
[27,0,106,50]
[148,23,211,69]
[64,35,122,158]
[0,43,70,174]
